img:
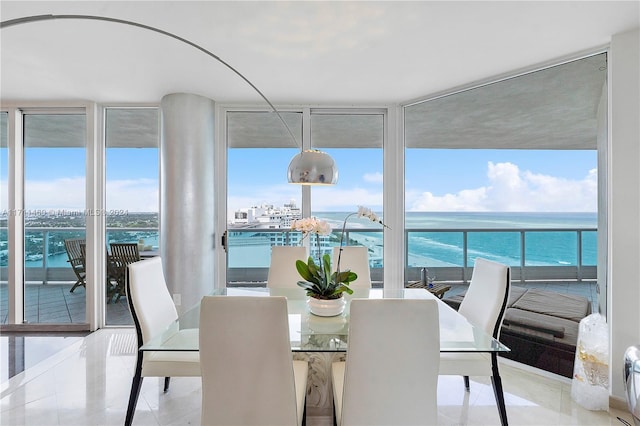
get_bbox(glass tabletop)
[140,287,510,353]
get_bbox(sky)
[1,146,598,215]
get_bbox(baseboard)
[0,323,90,332]
[610,395,628,411]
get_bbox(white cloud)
[6,161,597,215]
[363,172,383,184]
[311,187,383,211]
[24,177,86,210]
[12,177,159,212]
[408,162,597,212]
[106,179,158,211]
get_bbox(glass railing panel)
[524,231,578,266]
[581,230,597,266]
[24,228,85,272]
[329,230,384,269]
[226,229,384,284]
[407,231,464,267]
[106,229,159,252]
[467,231,521,267]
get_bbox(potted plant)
[291,208,387,316]
[296,253,356,316]
[291,216,356,316]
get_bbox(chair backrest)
[459,257,511,339]
[110,243,141,265]
[64,238,85,268]
[341,298,440,426]
[267,246,308,288]
[332,246,372,288]
[125,257,178,347]
[199,296,300,426]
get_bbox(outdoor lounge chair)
[109,243,141,302]
[64,238,86,293]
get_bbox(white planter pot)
[307,296,346,317]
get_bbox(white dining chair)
[439,257,511,426]
[332,246,372,288]
[199,296,308,426]
[332,298,440,426]
[267,245,308,288]
[125,257,200,426]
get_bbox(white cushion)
[438,352,493,376]
[199,296,308,426]
[293,360,309,426]
[143,351,201,377]
[335,299,439,426]
[332,246,372,289]
[267,246,308,288]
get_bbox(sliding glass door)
[104,107,159,325]
[23,112,87,324]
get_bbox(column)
[160,93,215,314]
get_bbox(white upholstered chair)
[332,246,372,288]
[267,245,308,288]
[332,298,440,426]
[439,257,511,426]
[199,296,308,426]
[124,257,200,426]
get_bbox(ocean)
[228,212,597,269]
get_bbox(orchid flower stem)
[337,213,357,276]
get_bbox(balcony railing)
[0,227,158,284]
[405,227,597,283]
[1,226,597,285]
[226,226,597,285]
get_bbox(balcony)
[1,225,598,325]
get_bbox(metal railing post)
[520,231,526,283]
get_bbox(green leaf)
[307,256,320,277]
[335,270,357,284]
[295,259,314,282]
[322,254,332,284]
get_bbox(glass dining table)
[140,287,510,354]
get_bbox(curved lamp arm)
[1,14,299,147]
[1,13,338,185]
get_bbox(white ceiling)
[1,1,638,106]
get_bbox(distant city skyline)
[2,147,598,214]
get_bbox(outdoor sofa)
[443,286,592,378]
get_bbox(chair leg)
[125,352,144,426]
[302,398,306,426]
[463,375,470,391]
[69,279,82,293]
[164,377,171,392]
[490,353,508,426]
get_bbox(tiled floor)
[0,283,133,326]
[0,328,634,425]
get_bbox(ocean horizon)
[229,211,598,268]
[19,211,597,270]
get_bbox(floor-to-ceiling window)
[226,110,303,284]
[23,112,87,324]
[310,111,385,283]
[105,107,159,325]
[403,53,605,285]
[0,112,8,323]
[225,108,386,285]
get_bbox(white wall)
[609,27,640,400]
